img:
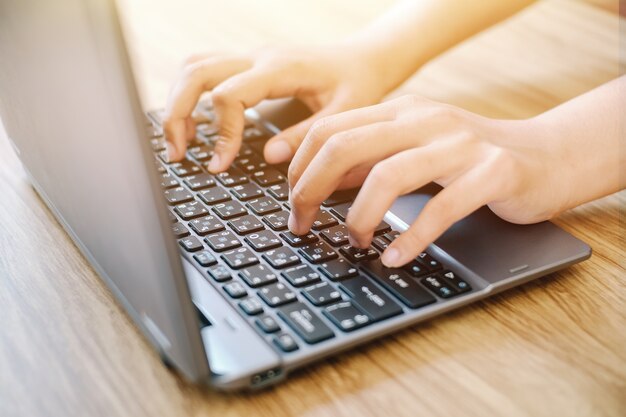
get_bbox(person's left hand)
[287,94,580,267]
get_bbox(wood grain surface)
[0,1,624,416]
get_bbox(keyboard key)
[280,231,318,247]
[339,245,378,263]
[245,230,282,252]
[262,210,290,231]
[320,224,350,247]
[302,282,342,306]
[277,302,334,344]
[193,251,217,267]
[318,258,358,281]
[246,197,281,215]
[204,230,241,252]
[404,260,428,277]
[298,241,338,264]
[374,221,392,236]
[171,222,190,238]
[371,236,390,252]
[323,301,370,332]
[216,167,248,187]
[243,126,268,141]
[164,187,194,205]
[221,247,259,269]
[235,154,268,173]
[179,236,203,252]
[440,270,472,293]
[174,201,209,220]
[223,281,247,298]
[160,173,179,189]
[322,189,358,207]
[273,333,298,352]
[208,264,231,282]
[259,282,297,307]
[230,183,264,201]
[198,186,231,205]
[239,297,264,315]
[252,168,285,186]
[228,214,264,235]
[256,315,280,333]
[183,173,216,191]
[170,160,202,177]
[312,210,338,231]
[384,230,400,242]
[212,201,248,220]
[418,252,443,271]
[267,183,289,201]
[188,145,214,162]
[262,247,301,269]
[239,264,278,288]
[329,202,351,222]
[281,264,321,287]
[339,275,403,322]
[421,275,457,298]
[361,260,436,309]
[189,215,224,236]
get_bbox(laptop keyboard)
[146,101,473,353]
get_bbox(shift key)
[339,276,403,322]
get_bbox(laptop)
[0,0,591,390]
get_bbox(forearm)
[345,0,536,94]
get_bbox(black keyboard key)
[235,154,268,173]
[421,275,457,298]
[204,230,241,252]
[339,245,378,263]
[239,264,278,288]
[230,183,264,201]
[404,260,428,277]
[244,230,282,252]
[329,202,351,222]
[361,260,436,309]
[183,173,216,191]
[239,297,264,315]
[320,224,350,247]
[280,231,318,247]
[259,282,297,307]
[273,333,298,352]
[189,215,224,236]
[374,221,392,236]
[179,236,203,252]
[193,250,218,267]
[216,167,248,187]
[170,160,202,177]
[318,258,358,281]
[384,230,400,242]
[262,247,301,269]
[246,197,281,215]
[256,315,280,333]
[223,281,247,298]
[312,210,338,231]
[371,236,390,252]
[160,173,179,189]
[262,210,290,231]
[208,264,231,282]
[228,214,264,235]
[323,301,370,332]
[252,168,286,186]
[174,201,209,220]
[171,222,190,238]
[188,145,214,162]
[281,264,321,287]
[267,182,289,201]
[212,201,247,220]
[418,252,443,271]
[339,275,403,322]
[277,302,334,344]
[221,247,259,269]
[164,186,194,205]
[298,241,338,264]
[302,282,342,306]
[198,186,231,205]
[440,270,471,293]
[322,189,358,207]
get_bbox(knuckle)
[287,165,300,187]
[369,161,397,187]
[345,214,369,237]
[290,186,309,208]
[307,118,333,145]
[324,132,351,156]
[210,88,232,107]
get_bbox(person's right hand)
[162,46,390,172]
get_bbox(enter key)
[339,275,403,322]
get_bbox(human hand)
[162,46,389,171]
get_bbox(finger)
[163,56,251,160]
[381,164,499,267]
[345,140,471,248]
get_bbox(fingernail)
[382,247,401,267]
[208,153,221,173]
[265,140,292,163]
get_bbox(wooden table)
[1,1,624,416]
